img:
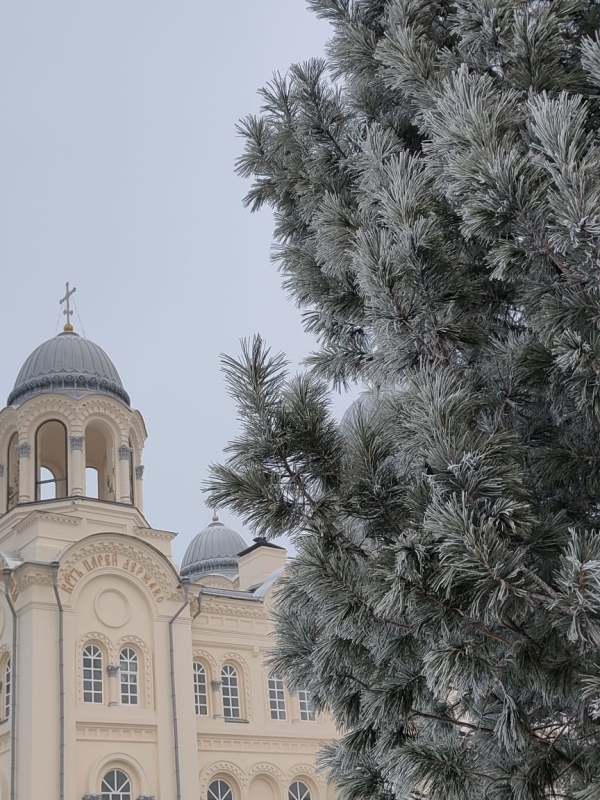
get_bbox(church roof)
[180,515,247,580]
[8,330,130,407]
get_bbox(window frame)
[82,643,104,704]
[298,689,316,721]
[100,768,132,800]
[119,647,139,706]
[3,656,11,721]
[288,780,312,800]
[221,663,241,720]
[193,661,209,716]
[268,672,287,720]
[207,779,234,800]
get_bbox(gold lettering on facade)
[59,554,165,601]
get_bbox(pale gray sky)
[0,2,345,562]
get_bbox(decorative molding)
[0,465,4,478]
[287,763,326,788]
[133,527,177,541]
[135,465,145,480]
[118,446,132,461]
[15,443,30,458]
[0,731,9,755]
[248,762,286,786]
[70,436,85,451]
[196,734,322,755]
[0,410,19,447]
[107,664,120,677]
[199,761,246,795]
[211,680,222,692]
[11,509,80,536]
[59,538,181,602]
[202,600,266,620]
[75,721,157,742]
[192,649,217,681]
[12,563,54,593]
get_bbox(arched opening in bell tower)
[85,420,116,502]
[35,421,68,500]
[6,432,19,511]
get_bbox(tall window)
[221,664,240,719]
[193,662,208,715]
[101,769,131,800]
[119,648,138,705]
[268,673,286,720]
[35,420,68,500]
[4,658,11,720]
[208,780,233,800]
[289,781,312,800]
[298,690,315,721]
[82,644,103,703]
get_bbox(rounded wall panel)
[94,588,131,628]
[249,777,277,800]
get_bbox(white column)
[211,679,224,719]
[117,445,132,504]
[0,463,6,514]
[69,436,85,496]
[135,464,145,512]
[107,664,120,707]
[17,441,32,503]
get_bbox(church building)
[0,309,336,799]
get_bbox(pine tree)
[206,2,600,797]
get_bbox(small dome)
[8,331,130,407]
[181,515,247,581]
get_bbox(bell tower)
[0,301,199,800]
[0,322,147,517]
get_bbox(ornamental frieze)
[59,538,181,602]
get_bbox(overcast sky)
[0,2,349,562]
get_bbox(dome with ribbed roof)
[7,330,130,407]
[180,515,247,581]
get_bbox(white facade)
[0,328,337,800]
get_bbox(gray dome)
[8,331,130,407]
[181,516,247,580]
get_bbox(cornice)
[11,509,81,536]
[134,526,177,541]
[200,599,267,620]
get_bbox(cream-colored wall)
[0,503,337,800]
[192,591,338,800]
[0,388,337,800]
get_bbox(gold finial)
[59,281,76,332]
[212,512,219,523]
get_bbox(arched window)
[221,664,240,719]
[82,644,103,703]
[289,781,312,800]
[208,780,233,800]
[35,420,68,500]
[85,420,115,501]
[6,432,19,511]
[4,658,11,720]
[193,662,208,715]
[119,648,138,705]
[298,689,315,721]
[268,672,286,720]
[101,769,131,800]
